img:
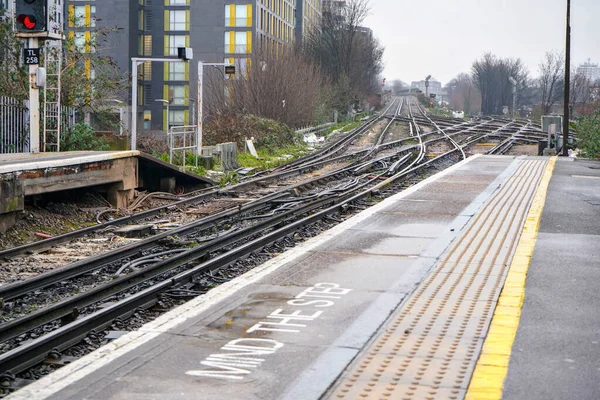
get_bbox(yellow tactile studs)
[466,156,556,400]
[327,158,552,400]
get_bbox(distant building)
[64,0,298,131]
[411,79,443,96]
[356,26,373,41]
[296,0,322,44]
[577,60,600,84]
[322,0,345,16]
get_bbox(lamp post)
[562,0,571,156]
[197,61,234,156]
[130,57,187,151]
[509,76,518,119]
[155,99,170,131]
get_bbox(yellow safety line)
[466,156,557,400]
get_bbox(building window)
[225,4,252,27]
[168,62,186,81]
[225,31,251,54]
[139,35,152,56]
[73,6,85,27]
[169,110,185,126]
[73,32,86,51]
[167,0,188,5]
[225,58,248,80]
[168,85,186,105]
[165,35,188,56]
[166,9,189,31]
[235,32,247,53]
[138,10,145,30]
[143,110,152,130]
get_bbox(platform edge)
[465,156,557,400]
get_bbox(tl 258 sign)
[24,48,40,65]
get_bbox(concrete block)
[108,186,134,209]
[0,212,17,235]
[0,174,24,215]
[201,156,214,170]
[160,177,176,193]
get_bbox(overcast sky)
[363,0,599,86]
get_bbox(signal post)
[14,0,61,153]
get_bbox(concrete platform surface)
[7,155,522,400]
[503,158,600,400]
[10,155,599,400]
[0,151,139,173]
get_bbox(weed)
[219,172,240,187]
[238,144,309,171]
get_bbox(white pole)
[29,37,40,153]
[131,59,139,151]
[166,102,170,130]
[197,61,203,156]
[119,107,123,136]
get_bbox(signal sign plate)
[24,48,40,65]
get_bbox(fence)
[0,96,29,153]
[0,96,77,154]
[168,125,199,169]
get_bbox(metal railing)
[295,122,335,136]
[1,95,77,154]
[168,125,199,169]
[0,96,29,153]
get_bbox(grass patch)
[238,144,309,171]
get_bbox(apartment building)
[577,60,600,84]
[63,0,306,131]
[295,0,321,44]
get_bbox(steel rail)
[0,139,421,305]
[0,193,286,302]
[1,102,400,260]
[251,99,399,178]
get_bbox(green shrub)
[60,123,109,151]
[575,110,600,159]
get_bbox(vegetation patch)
[238,144,309,171]
[204,114,301,150]
[60,123,110,151]
[574,110,600,159]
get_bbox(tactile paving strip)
[326,159,549,400]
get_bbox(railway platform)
[0,151,212,233]
[6,154,600,400]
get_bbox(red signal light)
[17,14,37,30]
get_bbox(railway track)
[0,100,401,262]
[0,97,546,393]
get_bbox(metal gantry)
[43,40,62,152]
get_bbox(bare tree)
[570,70,591,115]
[538,51,565,114]
[303,0,383,110]
[391,80,407,95]
[206,48,328,129]
[444,73,481,114]
[472,53,530,115]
